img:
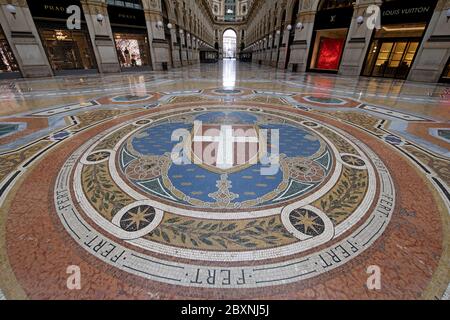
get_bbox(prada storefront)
[27,0,97,73]
[108,1,151,70]
[0,25,19,76]
[362,0,438,80]
[307,0,353,73]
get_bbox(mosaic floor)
[0,61,449,300]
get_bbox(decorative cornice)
[428,35,450,42]
[11,31,34,39]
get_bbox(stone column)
[258,39,265,64]
[264,36,270,64]
[179,28,188,65]
[186,32,193,64]
[0,0,52,77]
[288,8,316,72]
[81,0,121,73]
[408,0,450,82]
[251,43,257,63]
[339,0,381,77]
[144,8,171,71]
[278,28,290,69]
[271,31,280,67]
[267,35,274,65]
[192,36,199,63]
[169,20,181,67]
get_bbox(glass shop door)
[365,40,420,79]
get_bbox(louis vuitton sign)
[314,7,353,30]
[381,0,438,24]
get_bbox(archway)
[223,29,237,59]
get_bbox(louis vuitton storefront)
[307,0,354,73]
[27,0,97,74]
[362,0,438,80]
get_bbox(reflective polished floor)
[0,60,448,299]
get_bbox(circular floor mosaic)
[53,104,395,288]
[3,84,448,299]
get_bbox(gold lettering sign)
[118,14,137,19]
[43,5,66,12]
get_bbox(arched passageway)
[223,29,237,59]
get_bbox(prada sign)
[381,0,438,24]
[28,0,85,20]
[107,5,146,27]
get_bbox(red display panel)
[316,37,345,70]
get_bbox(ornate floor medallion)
[53,104,394,288]
[1,78,448,299]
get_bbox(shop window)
[367,41,419,79]
[362,23,424,79]
[309,29,347,71]
[0,27,19,73]
[114,33,150,68]
[40,28,97,71]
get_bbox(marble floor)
[0,60,448,300]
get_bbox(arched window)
[224,0,236,21]
[106,0,142,9]
[318,0,353,11]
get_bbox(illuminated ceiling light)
[55,30,67,41]
[286,24,292,31]
[96,13,104,25]
[356,16,364,25]
[167,23,173,29]
[156,21,164,29]
[382,26,425,32]
[296,22,304,30]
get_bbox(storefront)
[27,0,97,74]
[440,57,450,83]
[362,0,438,80]
[200,49,219,63]
[107,3,151,70]
[307,0,353,73]
[0,25,20,77]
